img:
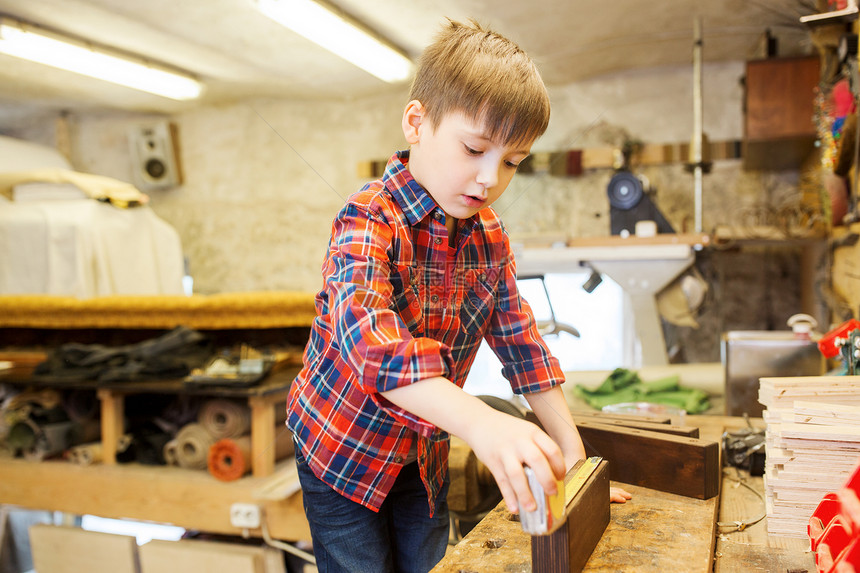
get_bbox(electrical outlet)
[230,503,261,528]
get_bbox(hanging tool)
[817,318,860,374]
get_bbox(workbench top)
[433,414,816,572]
[435,481,718,572]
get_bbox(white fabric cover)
[0,136,185,297]
[0,135,72,171]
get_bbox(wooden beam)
[531,459,610,573]
[0,458,311,542]
[97,389,124,465]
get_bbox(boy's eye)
[505,160,520,168]
[464,145,482,155]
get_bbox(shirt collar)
[383,151,483,236]
[383,150,439,226]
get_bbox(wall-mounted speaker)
[128,122,183,190]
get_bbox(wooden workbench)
[433,414,816,572]
[0,379,817,570]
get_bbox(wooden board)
[432,481,718,572]
[139,539,284,573]
[571,415,699,438]
[532,460,610,573]
[29,524,138,573]
[759,376,860,537]
[574,420,721,499]
[526,410,698,438]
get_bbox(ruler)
[565,456,602,503]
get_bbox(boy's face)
[404,103,533,223]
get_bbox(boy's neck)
[446,216,458,248]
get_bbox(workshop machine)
[606,170,675,237]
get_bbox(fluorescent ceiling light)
[0,18,203,101]
[257,0,413,83]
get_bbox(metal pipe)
[692,17,704,233]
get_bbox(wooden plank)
[759,377,860,537]
[139,539,268,573]
[432,481,717,572]
[0,458,311,542]
[793,400,860,425]
[97,389,125,465]
[528,409,699,437]
[29,524,138,573]
[567,410,672,425]
[575,420,720,499]
[249,394,278,477]
[565,233,711,249]
[532,460,609,573]
[572,415,699,438]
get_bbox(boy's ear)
[402,100,425,145]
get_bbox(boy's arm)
[381,376,564,514]
[522,386,585,468]
[524,386,632,504]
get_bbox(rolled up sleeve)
[326,201,452,436]
[485,242,565,395]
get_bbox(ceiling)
[0,0,819,121]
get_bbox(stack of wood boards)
[758,375,860,537]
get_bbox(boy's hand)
[464,408,565,514]
[610,486,632,503]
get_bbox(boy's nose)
[476,161,499,189]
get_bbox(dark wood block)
[532,459,610,573]
[575,420,720,499]
[571,414,700,438]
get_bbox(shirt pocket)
[389,263,424,335]
[460,268,501,336]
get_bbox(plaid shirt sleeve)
[324,196,453,436]
[483,228,566,394]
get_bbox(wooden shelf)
[0,456,310,542]
[2,367,299,477]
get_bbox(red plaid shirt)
[288,151,564,515]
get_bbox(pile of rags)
[572,368,710,414]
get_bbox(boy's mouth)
[462,194,486,208]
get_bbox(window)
[463,272,625,399]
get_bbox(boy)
[288,19,629,573]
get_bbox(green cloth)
[573,368,711,414]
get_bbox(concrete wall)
[2,60,821,362]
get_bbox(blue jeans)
[296,454,450,573]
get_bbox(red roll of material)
[207,429,295,482]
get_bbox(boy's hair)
[409,19,550,146]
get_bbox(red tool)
[818,319,860,360]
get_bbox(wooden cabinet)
[746,55,820,140]
[744,55,821,169]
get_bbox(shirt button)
[434,211,443,220]
[479,273,486,281]
[434,237,443,245]
[395,455,403,463]
[430,294,439,303]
